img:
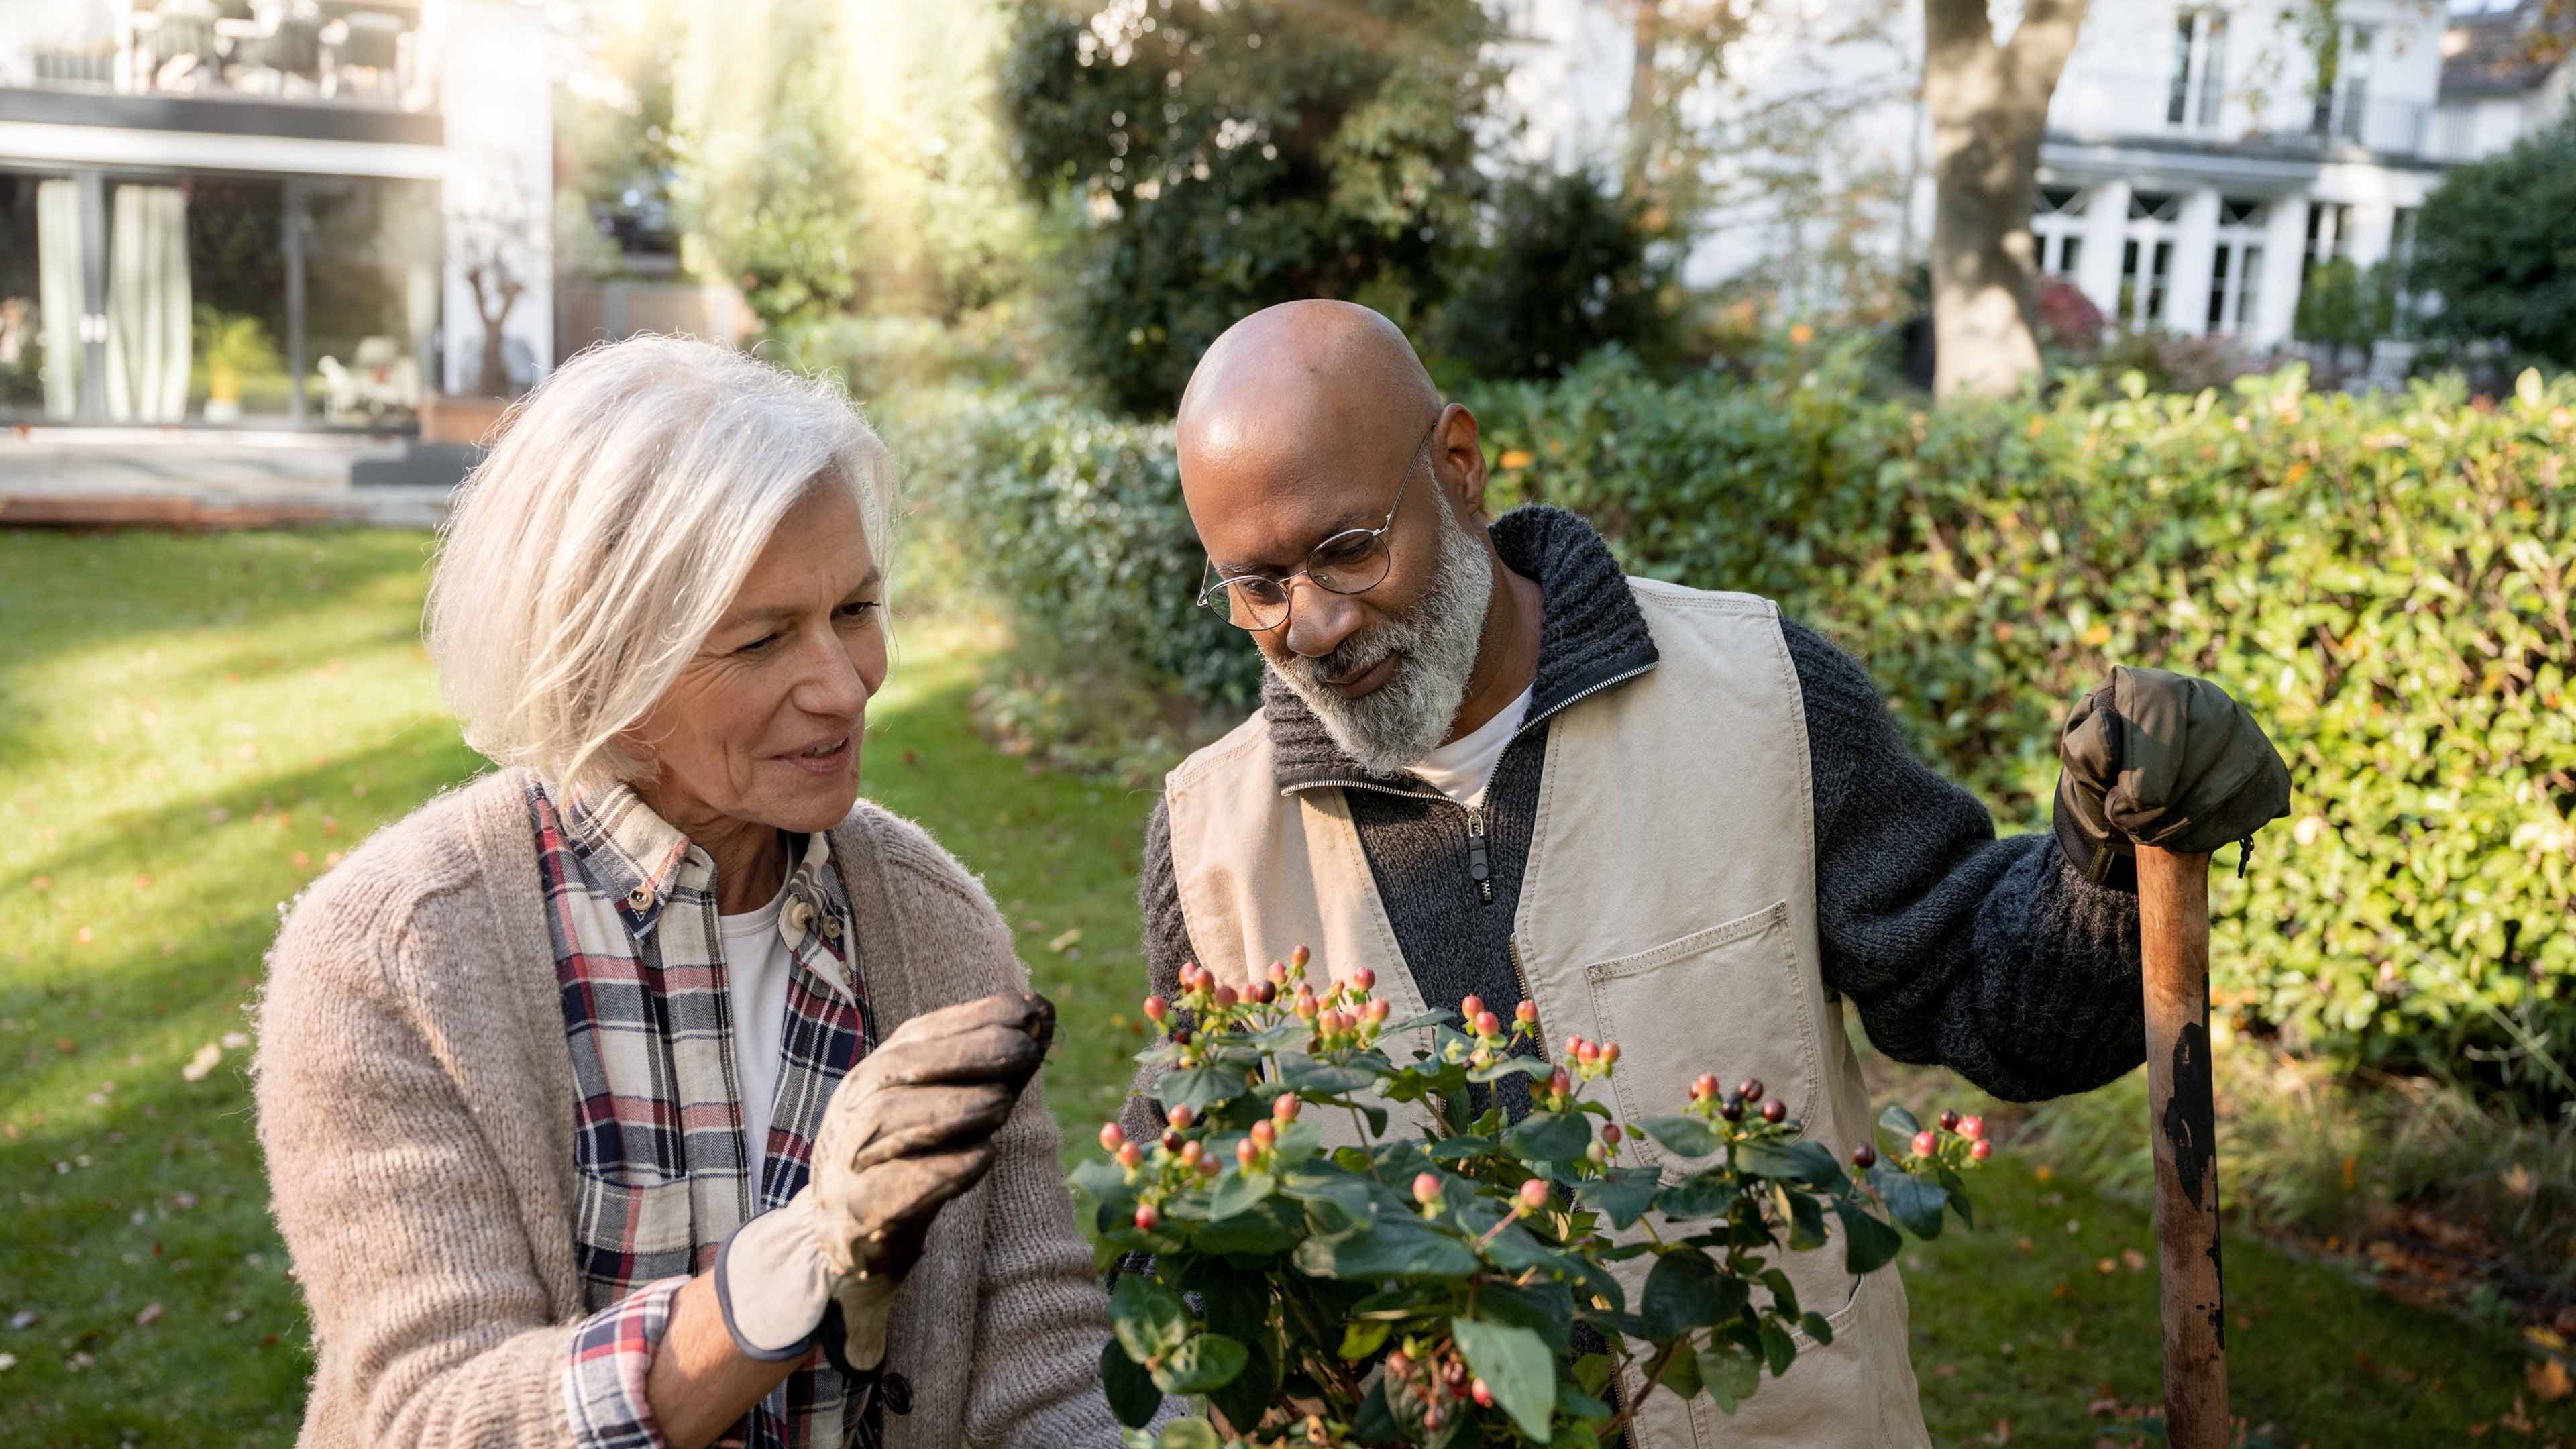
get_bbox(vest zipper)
[1466,802,1493,904]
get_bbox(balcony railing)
[2051,66,2438,159]
[4,0,435,114]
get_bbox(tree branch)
[2001,0,2090,112]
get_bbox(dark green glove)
[2053,665,2292,888]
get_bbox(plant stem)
[1597,1332,1693,1441]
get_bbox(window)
[2208,198,2267,335]
[2313,23,2376,141]
[2032,184,2088,278]
[2167,11,2229,129]
[2306,201,2353,266]
[2118,191,2182,329]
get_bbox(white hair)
[424,334,897,792]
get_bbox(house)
[1501,0,2490,352]
[2431,0,2574,162]
[0,0,551,433]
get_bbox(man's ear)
[1438,404,1491,523]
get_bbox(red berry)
[1295,995,1320,1020]
[1134,1202,1160,1230]
[1421,1405,1444,1431]
[1603,1123,1622,1146]
[1851,1142,1878,1169]
[1168,1104,1194,1131]
[1460,994,1485,1020]
[1442,1359,1469,1389]
[1273,1093,1301,1122]
[1237,1138,1260,1167]
[1690,1073,1718,1101]
[1099,1122,1126,1151]
[1366,998,1391,1023]
[1474,1010,1501,1037]
[1911,1130,1938,1159]
[1268,959,1290,983]
[1117,1142,1144,1169]
[1386,1349,1411,1378]
[1970,1139,1993,1161]
[1577,1039,1601,1064]
[1470,1377,1495,1407]
[1760,1097,1786,1124]
[1958,1114,1986,1142]
[1719,1094,1745,1122]
[1291,944,1311,971]
[1161,1129,1183,1152]
[1515,1000,1538,1024]
[1254,980,1277,1005]
[1353,966,1375,990]
[1600,1042,1621,1066]
[1938,1109,1961,1132]
[1142,995,1167,1022]
[1214,985,1239,1009]
[1519,1177,1551,1209]
[1549,1067,1572,1097]
[1179,1140,1203,1167]
[1250,1120,1276,1148]
[1739,1077,1764,1104]
[1170,1026,1193,1046]
[1413,1172,1443,1205]
[1197,1155,1221,1179]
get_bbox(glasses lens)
[1307,530,1391,595]
[1210,575,1291,630]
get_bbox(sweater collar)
[551,779,843,955]
[1264,505,1658,795]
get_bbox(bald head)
[1176,301,1442,491]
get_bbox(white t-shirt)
[1410,687,1534,807]
[719,879,794,1177]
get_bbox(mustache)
[1278,625,1409,685]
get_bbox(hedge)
[879,348,2576,1110]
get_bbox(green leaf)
[1556,1381,1615,1420]
[1649,1340,1703,1401]
[1452,1316,1556,1441]
[1277,1165,1375,1228]
[1738,1139,1845,1190]
[1157,1417,1221,1449]
[1190,1197,1303,1256]
[1799,1311,1835,1346]
[1273,1118,1327,1165]
[1758,1318,1796,1377]
[1338,1318,1393,1360]
[1758,1267,1799,1321]
[1101,1336,1162,1427]
[1697,1344,1761,1414]
[1639,1114,1722,1159]
[1362,1104,1389,1137]
[1577,1166,1663,1230]
[1871,1164,1949,1239]
[1468,1055,1546,1084]
[1478,1279,1578,1356]
[1381,1008,1460,1034]
[1877,1103,1921,1140]
[1150,1332,1249,1393]
[1291,1210,1479,1280]
[1427,1134,1499,1161]
[1936,1162,1976,1229]
[1505,1110,1592,1163]
[1066,1157,1130,1203]
[1279,1054,1377,1094]
[1208,1166,1274,1221]
[1831,1199,1903,1274]
[1640,1250,1737,1340]
[1351,1379,1399,1443]
[1110,1275,1191,1364]
[1159,1063,1236,1116]
[1655,1171,1736,1220]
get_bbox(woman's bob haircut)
[425,334,897,793]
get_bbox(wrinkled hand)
[2053,665,2291,888]
[715,991,1054,1370]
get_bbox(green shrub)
[1428,167,1679,382]
[894,349,2576,1118]
[2411,115,2576,368]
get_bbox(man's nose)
[1279,577,1363,659]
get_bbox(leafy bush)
[2034,276,2104,358]
[2294,258,2400,352]
[1000,0,1502,415]
[2411,115,2576,368]
[1428,168,1678,383]
[900,350,2576,1118]
[1073,950,1984,1445]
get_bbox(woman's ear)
[1438,404,1491,523]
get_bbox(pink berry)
[1198,1155,1221,1178]
[1474,1010,1501,1037]
[1365,998,1391,1023]
[1134,1202,1160,1230]
[1602,1123,1622,1146]
[1515,1000,1538,1024]
[1460,994,1485,1020]
[1911,1130,1938,1159]
[1470,1378,1495,1407]
[1214,985,1239,1009]
[1099,1122,1126,1151]
[1600,1042,1621,1066]
[1413,1173,1443,1205]
[1852,1142,1877,1169]
[1291,944,1311,970]
[1690,1073,1718,1101]
[1566,1035,1589,1059]
[1549,1067,1572,1097]
[1958,1114,1986,1142]
[1386,1350,1411,1378]
[1519,1178,1550,1209]
[1250,1120,1276,1148]
[1168,1104,1194,1131]
[1353,966,1375,990]
[1421,1405,1444,1431]
[1760,1097,1786,1124]
[1268,959,1290,983]
[1739,1078,1764,1104]
[1938,1109,1961,1132]
[1295,995,1320,1020]
[1179,1140,1203,1167]
[1237,1138,1260,1167]
[1142,996,1167,1022]
[1273,1093,1302,1122]
[1118,1142,1144,1169]
[1971,1139,1993,1161]
[1576,1040,1599,1065]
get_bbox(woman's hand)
[714,991,1055,1368]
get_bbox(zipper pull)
[1466,804,1493,904]
[2237,833,2255,879]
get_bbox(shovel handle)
[2138,845,2229,1447]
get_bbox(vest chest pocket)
[572,1169,700,1311]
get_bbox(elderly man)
[1126,301,2290,1446]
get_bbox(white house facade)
[0,0,551,431]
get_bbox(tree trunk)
[1922,0,2090,398]
[1624,0,1661,200]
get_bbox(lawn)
[3,527,2567,1447]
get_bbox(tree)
[1004,0,1502,415]
[1432,166,1678,381]
[2410,116,2576,368]
[1921,0,2090,397]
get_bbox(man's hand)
[715,991,1055,1369]
[2053,666,2291,887]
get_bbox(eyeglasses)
[1195,415,1440,632]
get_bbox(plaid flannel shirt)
[527,778,879,1449]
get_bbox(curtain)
[105,184,191,423]
[36,178,83,420]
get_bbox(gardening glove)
[715,991,1055,1371]
[2052,665,2292,890]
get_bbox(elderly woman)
[255,337,1138,1448]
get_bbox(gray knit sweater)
[1134,506,2145,1130]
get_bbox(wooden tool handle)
[2138,845,2229,1447]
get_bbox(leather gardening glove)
[2053,665,2292,890]
[715,991,1055,1371]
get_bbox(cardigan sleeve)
[255,871,593,1447]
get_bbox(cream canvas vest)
[1163,579,1931,1448]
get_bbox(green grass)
[3,529,2567,1446]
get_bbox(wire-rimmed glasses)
[1193,415,1440,632]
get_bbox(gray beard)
[1270,506,1495,776]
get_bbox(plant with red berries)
[1071,946,1984,1448]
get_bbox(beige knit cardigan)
[254,767,1134,1448]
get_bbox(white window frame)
[2167,9,2229,131]
[2032,184,2087,279]
[2119,190,2182,330]
[2207,197,2266,337]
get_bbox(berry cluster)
[1146,945,1393,1071]
[1379,1338,1495,1434]
[1902,1108,1991,1167]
